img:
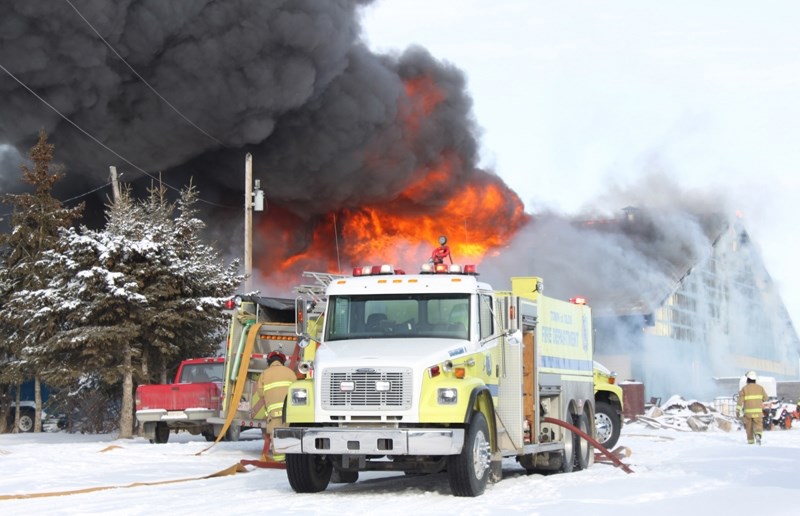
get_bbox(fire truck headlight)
[290,388,308,406]
[374,380,391,392]
[437,388,458,405]
[339,381,355,392]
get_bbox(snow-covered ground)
[1,420,799,515]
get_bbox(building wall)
[596,222,800,400]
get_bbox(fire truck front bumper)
[273,427,465,456]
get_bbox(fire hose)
[0,462,248,500]
[544,416,634,474]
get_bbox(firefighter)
[252,351,297,461]
[430,235,452,265]
[736,370,768,445]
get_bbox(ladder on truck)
[293,271,346,316]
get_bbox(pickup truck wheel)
[15,409,35,433]
[154,422,170,444]
[595,401,621,450]
[448,411,491,497]
[8,408,36,432]
[286,454,332,493]
[224,425,240,442]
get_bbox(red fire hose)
[544,416,634,474]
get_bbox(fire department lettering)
[540,326,579,346]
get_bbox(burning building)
[484,205,800,401]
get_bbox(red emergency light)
[570,296,588,305]
[353,264,398,276]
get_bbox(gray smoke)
[0,0,480,217]
[481,172,777,400]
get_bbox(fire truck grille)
[322,368,412,410]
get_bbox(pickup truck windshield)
[179,363,224,383]
[326,293,470,341]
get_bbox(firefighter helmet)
[268,351,287,365]
[745,370,758,381]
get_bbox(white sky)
[360,0,800,333]
[2,416,800,513]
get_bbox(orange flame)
[253,73,530,292]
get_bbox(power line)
[0,61,233,209]
[64,0,227,149]
[62,181,113,204]
[0,181,111,221]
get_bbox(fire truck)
[274,262,596,497]
[207,274,342,437]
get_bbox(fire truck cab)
[275,263,595,496]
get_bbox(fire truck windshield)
[326,293,470,341]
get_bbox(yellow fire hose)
[196,323,263,456]
[0,462,248,500]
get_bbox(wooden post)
[245,153,253,293]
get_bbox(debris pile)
[633,395,742,432]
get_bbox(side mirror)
[506,329,522,346]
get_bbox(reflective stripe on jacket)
[737,383,768,416]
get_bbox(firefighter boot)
[260,434,273,462]
[258,434,285,463]
[755,433,762,446]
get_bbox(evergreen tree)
[0,130,83,432]
[24,181,240,437]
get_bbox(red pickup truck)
[135,357,233,444]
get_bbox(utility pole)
[244,153,265,293]
[245,154,253,293]
[109,166,121,201]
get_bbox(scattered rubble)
[631,395,742,432]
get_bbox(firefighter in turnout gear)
[736,370,768,445]
[252,351,297,461]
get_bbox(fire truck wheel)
[154,422,170,444]
[574,412,592,471]
[561,422,575,473]
[448,411,491,497]
[286,454,333,493]
[594,401,621,450]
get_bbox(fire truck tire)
[594,401,621,450]
[574,412,592,471]
[153,422,170,444]
[448,411,491,497]
[286,454,333,493]
[561,422,575,473]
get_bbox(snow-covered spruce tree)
[0,130,83,433]
[37,182,240,437]
[129,181,241,385]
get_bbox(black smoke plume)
[0,0,482,221]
